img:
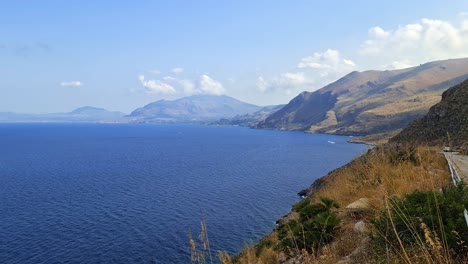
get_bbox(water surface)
[0,124,368,263]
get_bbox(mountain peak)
[70,106,107,114]
[128,94,261,122]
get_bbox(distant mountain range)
[0,106,125,123]
[256,57,468,136]
[4,57,468,135]
[0,95,264,124]
[127,94,262,123]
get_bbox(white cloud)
[199,74,225,95]
[138,75,177,94]
[137,73,225,96]
[360,18,468,69]
[258,49,356,94]
[297,49,355,72]
[172,67,184,74]
[298,49,341,69]
[60,81,82,87]
[256,76,268,92]
[386,60,414,70]
[257,72,309,94]
[164,76,197,95]
[343,59,356,67]
[163,76,176,81]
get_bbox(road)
[445,152,468,183]
[444,152,468,226]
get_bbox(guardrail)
[443,152,468,226]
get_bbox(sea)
[0,123,369,263]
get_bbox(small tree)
[277,197,340,254]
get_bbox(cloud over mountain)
[255,16,468,99]
[138,73,225,96]
[257,49,356,94]
[360,17,468,69]
[257,72,309,94]
[199,74,225,95]
[138,75,177,94]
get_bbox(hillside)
[128,94,261,123]
[256,58,468,136]
[391,78,468,147]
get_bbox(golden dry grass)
[310,146,450,212]
[217,145,458,264]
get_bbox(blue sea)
[0,124,368,263]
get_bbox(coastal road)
[445,152,468,183]
[444,152,468,226]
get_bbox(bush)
[277,197,340,254]
[372,184,468,261]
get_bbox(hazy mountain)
[0,106,125,123]
[63,106,125,121]
[0,112,38,122]
[213,104,285,126]
[128,94,261,123]
[256,57,468,136]
[391,78,468,147]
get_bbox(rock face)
[345,198,372,215]
[353,220,369,234]
[256,58,468,136]
[391,78,468,147]
[128,94,261,123]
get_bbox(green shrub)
[277,197,340,254]
[372,184,468,260]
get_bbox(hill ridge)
[256,57,468,136]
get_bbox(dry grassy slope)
[391,78,468,147]
[256,57,468,135]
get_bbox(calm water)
[0,124,368,263]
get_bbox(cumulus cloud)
[138,75,177,94]
[172,67,184,74]
[360,18,468,69]
[199,74,225,95]
[343,59,356,67]
[297,49,356,72]
[60,81,82,87]
[137,73,225,96]
[257,72,309,94]
[258,49,356,94]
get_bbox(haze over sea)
[0,124,368,263]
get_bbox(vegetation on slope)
[391,78,468,148]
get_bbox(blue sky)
[2,1,468,113]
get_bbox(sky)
[2,1,468,114]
